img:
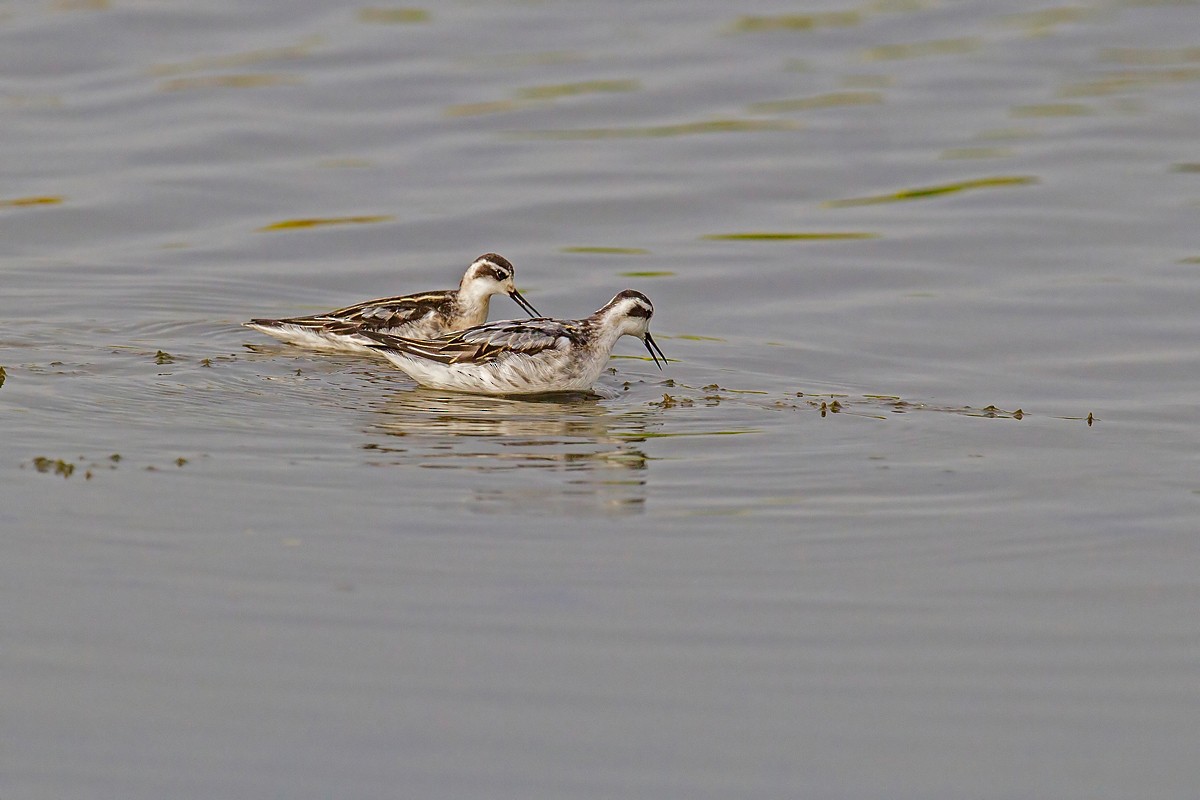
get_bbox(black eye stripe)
[471,254,516,282]
[626,302,652,318]
[475,264,510,281]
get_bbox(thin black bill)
[643,331,666,370]
[509,289,541,318]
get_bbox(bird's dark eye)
[626,302,652,319]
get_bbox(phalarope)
[243,253,539,353]
[353,289,666,395]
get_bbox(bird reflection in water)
[361,386,655,515]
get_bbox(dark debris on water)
[23,452,199,480]
[643,380,1093,425]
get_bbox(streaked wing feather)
[364,319,570,364]
[283,294,450,330]
[445,319,571,354]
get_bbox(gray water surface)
[3,1,1199,797]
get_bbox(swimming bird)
[352,289,666,395]
[243,253,539,353]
